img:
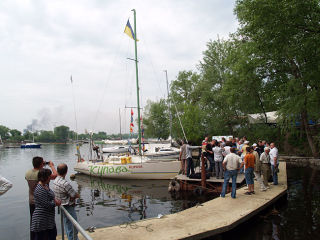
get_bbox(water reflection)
[211,165,320,240]
[73,174,216,226]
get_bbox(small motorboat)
[21,143,41,148]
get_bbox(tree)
[235,0,320,157]
[169,71,205,143]
[9,129,22,141]
[23,130,33,141]
[93,131,107,140]
[37,131,55,142]
[54,125,69,143]
[143,99,170,139]
[198,38,241,135]
[0,125,10,140]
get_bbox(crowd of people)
[179,136,279,198]
[25,157,79,240]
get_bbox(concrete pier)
[67,162,287,240]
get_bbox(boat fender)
[168,179,180,192]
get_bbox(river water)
[0,144,319,240]
[0,144,216,239]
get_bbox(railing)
[60,205,93,240]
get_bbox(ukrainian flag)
[124,20,138,41]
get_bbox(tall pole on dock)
[132,9,142,155]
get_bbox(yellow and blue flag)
[124,20,138,41]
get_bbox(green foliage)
[143,99,170,139]
[141,0,318,156]
[234,0,320,156]
[9,129,22,141]
[23,130,33,141]
[92,131,107,140]
[37,130,55,142]
[0,125,10,140]
[54,125,69,143]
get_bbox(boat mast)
[119,108,122,140]
[132,9,142,155]
[164,70,172,146]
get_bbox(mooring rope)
[119,222,153,232]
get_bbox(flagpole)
[132,9,142,155]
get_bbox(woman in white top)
[213,142,224,179]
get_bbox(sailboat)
[74,10,180,179]
[21,131,41,148]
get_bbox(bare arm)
[49,161,57,180]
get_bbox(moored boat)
[102,145,130,153]
[74,10,180,180]
[21,142,41,148]
[74,156,180,180]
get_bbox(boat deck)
[175,173,245,184]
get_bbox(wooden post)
[201,154,206,188]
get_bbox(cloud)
[0,0,238,133]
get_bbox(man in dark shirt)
[256,140,265,156]
[206,139,215,176]
[25,156,57,240]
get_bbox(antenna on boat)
[164,70,173,146]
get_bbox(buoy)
[168,179,180,192]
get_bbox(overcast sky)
[0,0,238,134]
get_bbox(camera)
[45,161,50,165]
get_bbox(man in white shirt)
[260,147,271,188]
[186,143,201,177]
[53,164,79,240]
[220,148,242,198]
[269,143,279,185]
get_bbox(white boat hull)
[74,160,180,180]
[102,146,129,153]
[144,151,180,160]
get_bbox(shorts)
[245,167,254,185]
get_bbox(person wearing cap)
[241,140,250,156]
[253,144,267,191]
[260,147,271,188]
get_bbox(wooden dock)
[69,162,287,240]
